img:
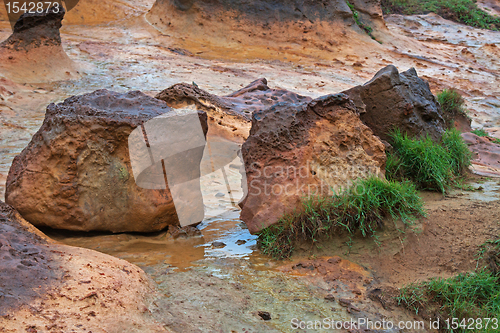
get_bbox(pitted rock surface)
[343,65,446,142]
[6,89,208,232]
[240,93,386,234]
[0,6,64,51]
[156,78,311,142]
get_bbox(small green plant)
[381,0,500,31]
[472,128,489,137]
[437,89,470,127]
[472,129,500,145]
[347,1,377,39]
[441,128,472,175]
[258,176,425,259]
[397,270,500,332]
[389,129,453,192]
[388,128,472,192]
[477,236,500,273]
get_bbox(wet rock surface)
[6,89,208,233]
[344,65,446,142]
[240,93,386,234]
[156,78,311,142]
[462,132,500,177]
[0,200,175,332]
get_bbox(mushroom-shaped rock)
[0,5,78,82]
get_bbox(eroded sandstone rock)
[0,201,174,332]
[156,78,311,143]
[343,65,446,142]
[6,89,208,232]
[0,5,64,50]
[462,132,500,177]
[0,6,78,82]
[146,0,384,60]
[240,93,386,234]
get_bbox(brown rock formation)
[462,132,500,177]
[0,201,173,332]
[146,0,384,60]
[156,78,311,143]
[1,5,64,50]
[6,89,208,232]
[343,65,446,143]
[239,93,386,234]
[0,6,79,83]
[350,0,386,31]
[62,0,139,25]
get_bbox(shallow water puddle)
[449,179,500,202]
[45,209,258,271]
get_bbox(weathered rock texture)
[240,93,386,234]
[0,201,174,332]
[343,65,446,142]
[349,0,386,33]
[1,5,64,50]
[6,89,208,232]
[156,78,311,143]
[146,0,384,60]
[62,0,140,25]
[462,132,500,177]
[0,4,7,22]
[1,1,140,26]
[0,6,78,82]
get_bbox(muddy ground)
[0,0,499,332]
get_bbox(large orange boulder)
[240,93,386,234]
[6,89,208,232]
[146,0,385,61]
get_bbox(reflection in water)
[45,209,258,271]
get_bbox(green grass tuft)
[397,270,500,332]
[437,89,470,127]
[442,128,472,175]
[472,128,500,145]
[258,176,425,259]
[388,128,472,193]
[389,129,453,192]
[381,0,500,30]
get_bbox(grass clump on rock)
[437,88,470,127]
[387,128,471,193]
[381,0,500,30]
[472,128,500,145]
[397,270,500,332]
[258,177,425,259]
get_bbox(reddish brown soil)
[292,178,500,288]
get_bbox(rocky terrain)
[0,0,500,332]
